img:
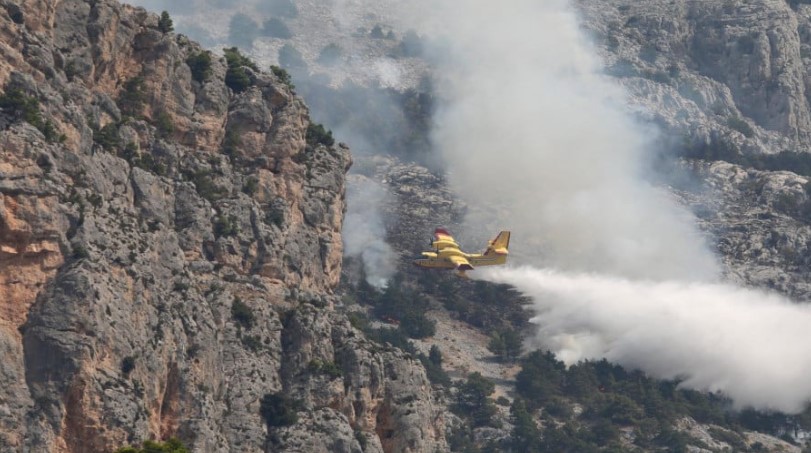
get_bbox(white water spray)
[484,267,811,413]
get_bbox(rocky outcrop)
[0,1,444,452]
[575,0,811,155]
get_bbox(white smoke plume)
[409,0,811,412]
[484,267,811,413]
[410,0,718,281]
[342,175,397,288]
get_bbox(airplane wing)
[448,255,474,271]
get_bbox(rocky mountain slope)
[0,1,445,452]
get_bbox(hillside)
[0,1,443,452]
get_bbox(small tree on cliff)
[158,11,173,33]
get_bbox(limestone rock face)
[0,1,444,452]
[575,0,811,154]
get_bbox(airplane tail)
[484,231,510,256]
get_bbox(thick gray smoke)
[416,0,719,281]
[411,0,811,412]
[343,176,397,288]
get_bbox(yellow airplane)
[413,228,510,277]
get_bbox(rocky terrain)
[0,1,445,452]
[4,0,811,452]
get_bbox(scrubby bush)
[118,77,146,117]
[0,87,61,142]
[186,51,212,83]
[154,111,174,137]
[115,438,188,453]
[121,356,136,376]
[223,47,257,93]
[270,65,294,89]
[305,122,334,147]
[231,297,254,329]
[454,372,498,427]
[158,11,173,33]
[94,123,120,150]
[260,393,301,427]
[213,214,238,238]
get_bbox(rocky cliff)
[0,1,444,452]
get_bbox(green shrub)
[308,359,343,378]
[213,214,239,238]
[454,372,498,427]
[115,438,188,453]
[94,123,121,150]
[487,327,522,362]
[118,77,146,117]
[121,356,136,376]
[231,297,254,329]
[223,47,257,93]
[270,65,294,89]
[260,393,301,427]
[187,169,227,202]
[306,122,334,146]
[241,334,262,352]
[0,87,61,142]
[5,4,23,24]
[242,177,258,195]
[221,129,242,159]
[154,111,174,137]
[186,51,212,83]
[158,11,173,33]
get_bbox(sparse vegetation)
[260,393,301,427]
[308,359,343,378]
[454,372,499,428]
[231,297,255,329]
[186,51,212,83]
[213,214,239,238]
[0,87,61,142]
[305,122,335,147]
[94,123,121,150]
[223,47,258,93]
[121,356,136,376]
[158,11,173,33]
[221,129,242,158]
[270,65,294,89]
[242,177,259,195]
[186,169,227,202]
[115,438,188,453]
[117,77,146,117]
[154,111,174,137]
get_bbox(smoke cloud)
[412,0,811,412]
[343,175,397,288]
[414,0,718,281]
[484,267,811,413]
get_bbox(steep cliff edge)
[0,1,444,452]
